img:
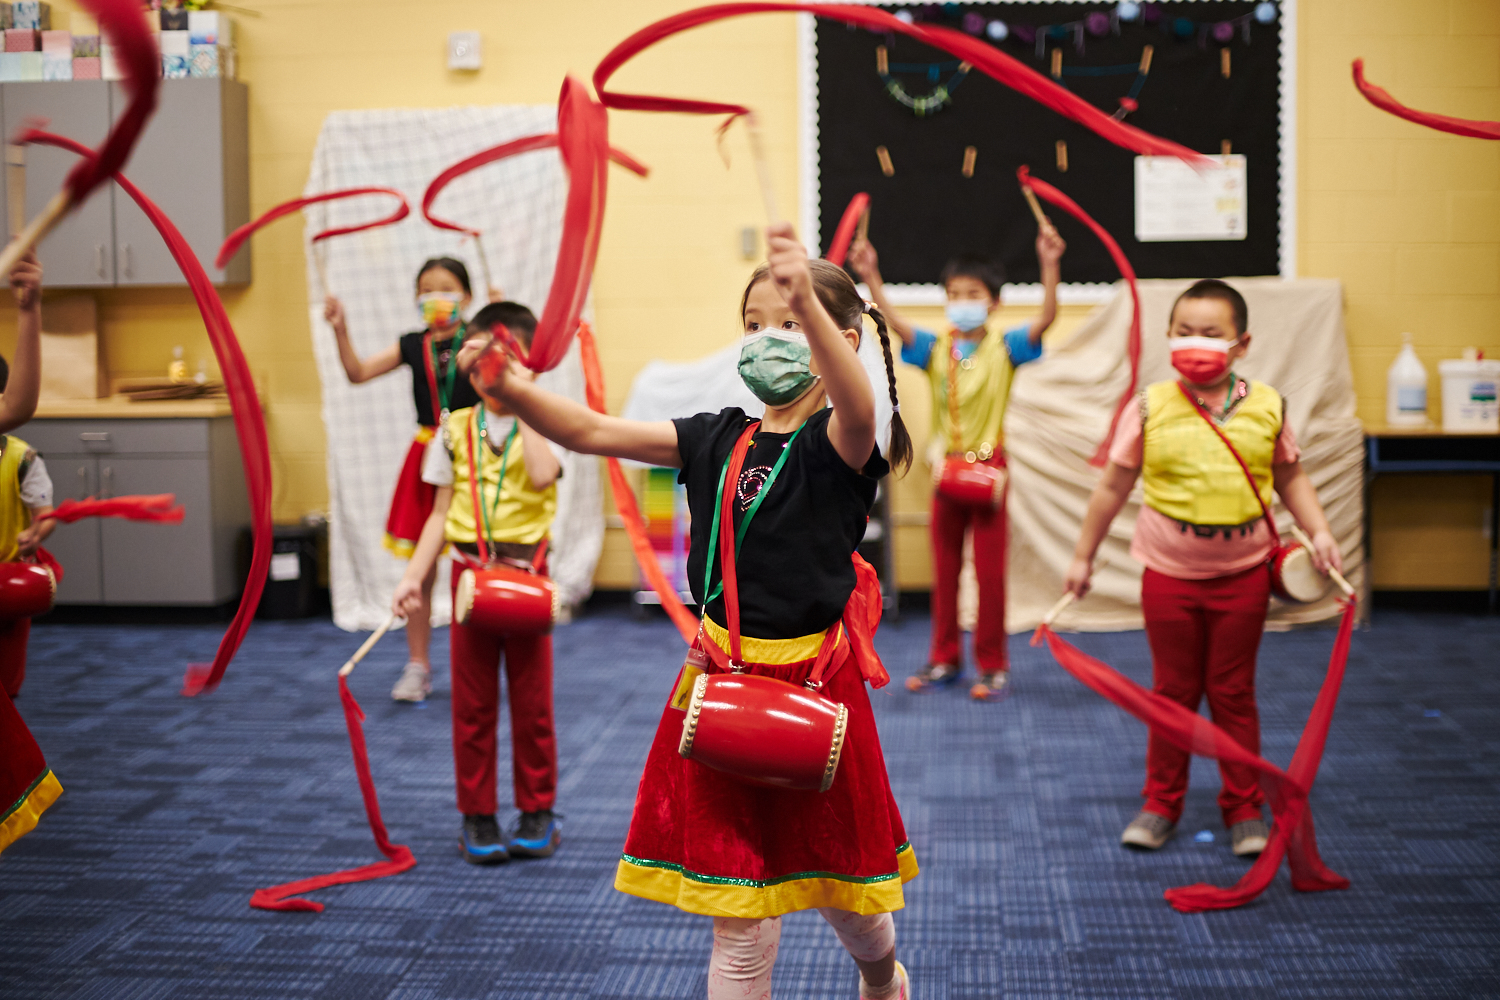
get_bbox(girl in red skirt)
[479,223,918,999]
[325,257,487,702]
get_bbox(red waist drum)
[0,561,56,620]
[678,673,849,793]
[1271,542,1333,603]
[934,455,1007,510]
[454,565,560,635]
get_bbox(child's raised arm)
[766,222,875,469]
[847,239,916,348]
[479,355,681,468]
[324,295,402,384]
[0,247,42,434]
[1027,226,1066,346]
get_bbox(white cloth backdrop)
[1003,277,1365,633]
[304,105,603,632]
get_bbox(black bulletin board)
[814,2,1284,286]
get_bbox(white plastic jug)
[1386,334,1428,427]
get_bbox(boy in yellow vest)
[1062,279,1342,858]
[850,229,1066,697]
[392,301,565,865]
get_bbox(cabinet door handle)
[122,243,132,278]
[77,465,89,500]
[101,466,112,499]
[95,244,105,278]
[79,431,110,442]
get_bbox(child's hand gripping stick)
[339,614,400,678]
[1289,523,1356,598]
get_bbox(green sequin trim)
[621,841,912,889]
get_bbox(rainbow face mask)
[418,292,464,328]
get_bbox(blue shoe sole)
[507,825,561,858]
[460,838,510,865]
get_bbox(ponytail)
[868,304,913,477]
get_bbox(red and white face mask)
[1170,336,1236,384]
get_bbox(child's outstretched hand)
[765,222,814,308]
[323,295,345,331]
[1036,225,1066,267]
[9,247,40,310]
[847,239,880,284]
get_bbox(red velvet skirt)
[615,632,917,919]
[384,427,437,558]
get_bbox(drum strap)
[420,326,465,427]
[465,409,520,565]
[1175,381,1282,554]
[945,333,1000,459]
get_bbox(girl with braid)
[478,223,918,1000]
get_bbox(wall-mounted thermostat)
[448,32,481,71]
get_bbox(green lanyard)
[430,323,465,415]
[474,406,519,546]
[700,421,807,607]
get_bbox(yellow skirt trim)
[701,615,841,666]
[383,533,417,559]
[614,841,918,919]
[0,770,62,855]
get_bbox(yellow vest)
[925,324,1017,457]
[0,436,34,562]
[442,407,556,546]
[1142,379,1282,526]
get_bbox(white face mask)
[945,300,989,332]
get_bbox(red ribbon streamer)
[423,132,650,239]
[576,322,698,644]
[60,0,158,205]
[823,192,870,267]
[594,4,1206,164]
[1032,598,1355,912]
[18,129,273,699]
[1352,59,1500,141]
[1017,166,1141,468]
[215,188,411,270]
[249,675,416,912]
[44,494,184,524]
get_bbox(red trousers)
[448,576,557,817]
[1140,565,1269,828]
[0,618,30,698]
[929,474,1008,674]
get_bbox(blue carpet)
[2,606,1498,999]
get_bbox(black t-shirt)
[399,330,481,427]
[674,406,888,640]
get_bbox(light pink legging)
[708,909,896,1000]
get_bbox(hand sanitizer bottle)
[1386,333,1428,428]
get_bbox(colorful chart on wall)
[810,1,1287,286]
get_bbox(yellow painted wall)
[0,1,1494,590]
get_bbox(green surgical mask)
[738,330,820,407]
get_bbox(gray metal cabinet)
[0,79,250,288]
[110,79,250,285]
[0,81,115,287]
[15,417,249,606]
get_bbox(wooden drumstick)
[1288,524,1356,598]
[339,613,399,677]
[743,111,780,224]
[1021,185,1052,231]
[855,205,871,244]
[473,232,496,299]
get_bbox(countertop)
[32,396,237,419]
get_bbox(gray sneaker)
[391,661,431,703]
[1120,810,1176,850]
[1230,818,1270,857]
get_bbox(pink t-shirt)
[1109,403,1301,580]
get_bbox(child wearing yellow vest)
[392,301,565,865]
[1063,279,1342,858]
[851,230,1066,697]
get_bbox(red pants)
[449,576,557,817]
[0,618,30,698]
[1140,565,1269,828]
[929,475,1008,674]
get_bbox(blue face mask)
[945,300,990,332]
[738,331,820,407]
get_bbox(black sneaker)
[905,662,961,692]
[459,814,509,865]
[507,810,561,858]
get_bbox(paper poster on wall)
[1134,155,1247,242]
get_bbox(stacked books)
[0,3,235,82]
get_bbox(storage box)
[162,51,187,78]
[159,5,186,31]
[70,54,98,78]
[158,28,188,56]
[40,47,67,78]
[1440,359,1500,432]
[99,43,119,79]
[187,9,230,46]
[4,27,36,51]
[10,1,48,31]
[188,42,220,77]
[14,49,40,78]
[0,4,11,31]
[40,296,105,401]
[38,26,64,51]
[0,51,21,80]
[70,32,96,57]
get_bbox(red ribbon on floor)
[1352,59,1500,140]
[18,130,273,699]
[594,4,1206,164]
[1017,167,1141,468]
[249,675,416,912]
[576,322,699,643]
[215,187,411,270]
[823,192,870,268]
[44,494,184,524]
[423,131,649,239]
[1032,598,1355,911]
